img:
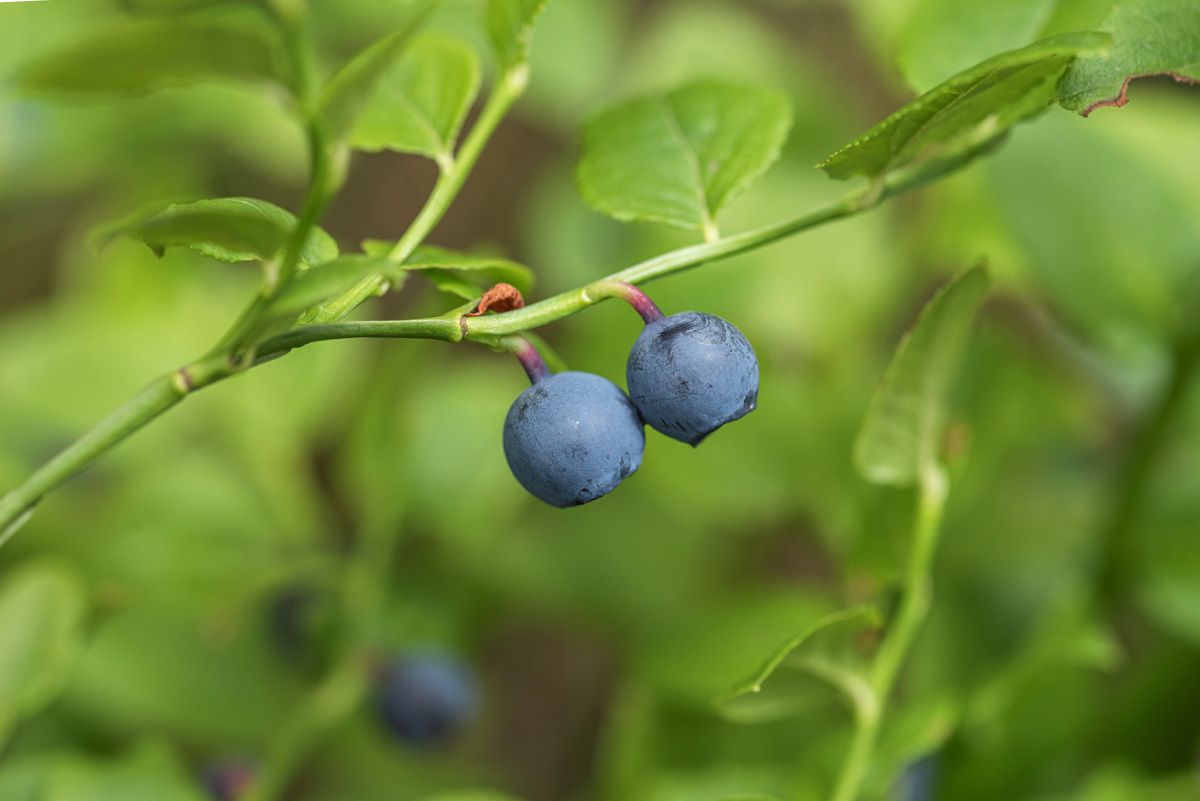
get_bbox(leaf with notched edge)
[351,33,481,165]
[820,32,1109,181]
[105,198,339,268]
[1057,0,1200,115]
[488,0,550,70]
[319,6,434,147]
[578,81,792,236]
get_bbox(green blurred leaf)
[43,742,209,801]
[363,240,535,296]
[118,0,263,13]
[898,0,1058,93]
[107,197,339,267]
[964,600,1121,730]
[270,254,408,317]
[717,605,881,724]
[636,591,834,709]
[577,81,792,236]
[351,33,481,165]
[64,603,302,744]
[18,23,287,95]
[319,9,432,146]
[0,559,87,740]
[855,266,989,487]
[873,693,959,782]
[820,33,1109,181]
[1058,0,1200,114]
[418,794,527,801]
[487,0,550,70]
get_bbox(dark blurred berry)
[375,651,480,748]
[201,758,255,801]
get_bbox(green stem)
[829,468,948,801]
[0,152,958,541]
[0,356,234,539]
[212,8,341,354]
[1096,326,1200,604]
[464,189,869,339]
[304,66,531,324]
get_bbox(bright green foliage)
[820,32,1109,181]
[717,605,880,724]
[0,560,86,741]
[108,198,339,268]
[854,266,989,487]
[899,0,1058,92]
[17,23,286,95]
[635,592,833,708]
[319,11,432,146]
[487,0,550,70]
[269,255,408,317]
[119,0,263,13]
[577,81,792,236]
[363,241,535,297]
[351,34,481,165]
[1058,0,1200,114]
[418,793,528,801]
[0,742,209,801]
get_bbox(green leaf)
[108,198,339,268]
[269,254,408,317]
[0,560,87,740]
[488,0,550,70]
[64,604,302,743]
[716,605,881,724]
[898,0,1058,93]
[118,0,263,13]
[635,591,834,709]
[363,240,535,296]
[577,81,793,237]
[18,23,286,95]
[854,266,990,487]
[1058,0,1200,114]
[964,602,1121,729]
[417,794,527,801]
[319,9,432,146]
[819,32,1110,181]
[37,742,208,801]
[351,34,482,166]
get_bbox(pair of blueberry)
[503,291,759,508]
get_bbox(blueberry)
[376,651,479,748]
[503,371,645,507]
[626,311,759,445]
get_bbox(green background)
[1,1,1199,799]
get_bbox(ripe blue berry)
[626,311,759,445]
[503,371,645,507]
[376,652,479,748]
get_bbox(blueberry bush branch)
[830,469,948,801]
[0,172,910,539]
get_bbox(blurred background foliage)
[1,0,1199,800]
